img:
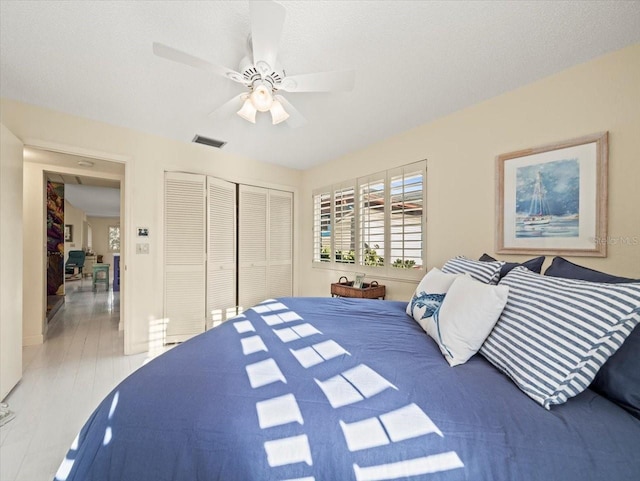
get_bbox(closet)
[164,172,292,343]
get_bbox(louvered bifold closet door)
[238,185,268,310]
[268,190,293,298]
[207,177,237,328]
[164,172,206,343]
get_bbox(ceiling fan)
[153,0,355,128]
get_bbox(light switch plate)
[136,243,149,254]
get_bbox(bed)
[55,293,640,481]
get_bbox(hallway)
[0,281,146,481]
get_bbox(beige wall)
[300,44,640,301]
[64,199,86,258]
[87,216,119,271]
[0,124,24,399]
[1,98,302,354]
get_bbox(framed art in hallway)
[64,224,73,242]
[496,132,608,257]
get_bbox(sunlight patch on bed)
[340,403,442,453]
[340,417,390,451]
[241,335,269,355]
[315,375,364,408]
[264,434,313,467]
[256,393,303,429]
[290,340,350,368]
[261,310,303,326]
[233,319,255,334]
[381,403,443,441]
[315,364,397,408]
[342,364,398,398]
[273,323,323,343]
[252,301,288,314]
[353,451,464,481]
[245,358,287,388]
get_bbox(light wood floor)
[0,280,147,481]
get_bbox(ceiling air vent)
[192,135,227,149]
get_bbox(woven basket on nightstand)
[330,276,386,299]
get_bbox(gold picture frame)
[496,132,608,257]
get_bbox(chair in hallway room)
[92,264,110,291]
[65,250,86,278]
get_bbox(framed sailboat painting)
[496,132,608,257]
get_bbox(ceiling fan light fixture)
[270,99,289,125]
[250,83,273,112]
[237,98,257,123]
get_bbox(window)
[312,161,426,279]
[389,167,424,270]
[312,191,331,262]
[108,225,120,252]
[333,185,355,264]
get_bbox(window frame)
[311,160,426,281]
[108,225,121,253]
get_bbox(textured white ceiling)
[2,1,639,170]
[28,148,123,216]
[64,184,121,218]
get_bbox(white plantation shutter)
[389,166,424,270]
[312,190,331,263]
[269,190,293,298]
[358,175,385,267]
[207,177,237,328]
[164,172,206,342]
[334,184,356,264]
[238,185,268,310]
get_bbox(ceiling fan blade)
[208,94,246,118]
[153,42,247,85]
[279,70,355,93]
[275,95,307,128]
[250,0,286,76]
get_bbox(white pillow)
[406,268,465,331]
[424,275,509,367]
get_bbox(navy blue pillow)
[591,325,640,419]
[479,253,545,279]
[544,256,638,283]
[544,257,640,419]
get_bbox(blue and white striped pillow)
[480,267,640,409]
[441,256,503,284]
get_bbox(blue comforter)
[56,297,640,481]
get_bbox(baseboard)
[23,334,44,346]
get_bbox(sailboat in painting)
[523,171,552,226]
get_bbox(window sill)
[311,261,424,284]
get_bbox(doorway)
[22,146,127,345]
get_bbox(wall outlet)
[136,243,149,254]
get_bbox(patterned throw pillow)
[442,256,504,284]
[480,267,640,409]
[406,268,464,332]
[425,276,509,367]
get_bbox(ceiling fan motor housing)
[239,56,284,91]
